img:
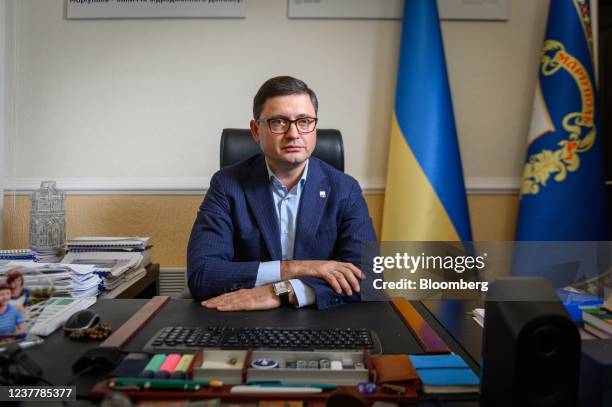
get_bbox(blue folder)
[409,354,479,388]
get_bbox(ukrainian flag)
[381,0,472,242]
[516,0,608,240]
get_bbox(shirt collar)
[265,158,309,190]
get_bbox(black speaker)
[481,277,581,407]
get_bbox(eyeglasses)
[259,117,318,134]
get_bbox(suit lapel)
[243,155,282,260]
[295,158,330,259]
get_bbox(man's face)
[0,289,10,305]
[251,94,317,171]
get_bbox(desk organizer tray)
[246,350,371,385]
[190,349,248,384]
[190,349,372,386]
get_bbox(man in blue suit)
[187,76,377,310]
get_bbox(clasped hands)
[201,260,364,311]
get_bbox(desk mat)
[123,300,425,355]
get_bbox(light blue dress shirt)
[254,160,316,307]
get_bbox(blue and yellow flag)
[516,0,608,240]
[381,0,472,242]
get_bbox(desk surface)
[125,300,424,353]
[24,299,481,405]
[421,300,483,373]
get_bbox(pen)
[230,385,323,394]
[247,381,337,390]
[146,381,200,391]
[111,377,223,391]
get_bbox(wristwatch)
[273,281,294,306]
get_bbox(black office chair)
[220,128,345,172]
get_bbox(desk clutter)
[28,297,97,336]
[0,236,152,300]
[65,236,152,297]
[84,297,479,404]
[581,296,612,339]
[90,347,481,403]
[0,261,101,298]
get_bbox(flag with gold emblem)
[516,0,608,240]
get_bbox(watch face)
[273,282,284,296]
[274,282,291,296]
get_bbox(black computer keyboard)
[143,326,382,354]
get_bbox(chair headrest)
[220,129,344,172]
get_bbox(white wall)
[4,0,549,193]
[0,0,8,247]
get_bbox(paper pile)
[64,237,152,297]
[0,261,101,298]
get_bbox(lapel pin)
[320,191,326,198]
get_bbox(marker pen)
[138,354,167,378]
[170,354,194,379]
[155,354,181,379]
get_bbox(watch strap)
[274,282,293,306]
[279,291,291,306]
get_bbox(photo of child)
[0,283,28,345]
[5,269,29,313]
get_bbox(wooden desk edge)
[391,298,451,354]
[100,295,170,349]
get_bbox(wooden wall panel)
[3,193,519,268]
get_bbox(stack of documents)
[582,296,612,339]
[67,236,149,251]
[33,249,64,263]
[0,260,101,298]
[0,249,36,261]
[64,237,152,296]
[471,308,485,328]
[472,288,606,330]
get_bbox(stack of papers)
[557,288,603,322]
[0,260,101,298]
[0,249,36,261]
[67,236,149,251]
[604,295,612,312]
[63,251,144,278]
[472,288,607,329]
[472,308,485,328]
[99,268,147,298]
[582,307,612,339]
[33,249,64,263]
[64,237,152,296]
